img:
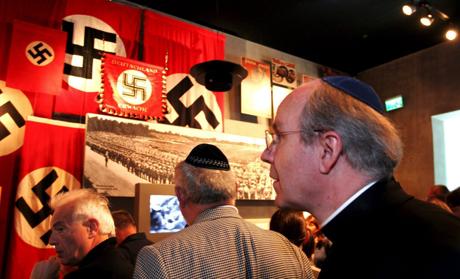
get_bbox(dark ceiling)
[124,0,460,75]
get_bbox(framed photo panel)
[84,114,274,200]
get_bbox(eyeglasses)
[265,129,324,150]
[265,130,301,150]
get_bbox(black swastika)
[122,73,147,101]
[161,76,220,129]
[0,89,26,141]
[62,20,116,79]
[27,42,52,65]
[15,169,69,245]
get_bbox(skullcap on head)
[185,143,230,171]
[322,76,384,114]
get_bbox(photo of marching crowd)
[84,114,274,199]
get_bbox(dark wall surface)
[358,41,460,199]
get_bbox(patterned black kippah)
[185,144,230,170]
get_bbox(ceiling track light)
[402,2,417,16]
[401,0,457,41]
[445,25,458,41]
[420,13,434,27]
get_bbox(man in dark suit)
[112,210,153,265]
[261,76,460,278]
[32,189,134,278]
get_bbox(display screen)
[149,195,187,233]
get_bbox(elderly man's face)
[261,81,320,210]
[49,205,93,266]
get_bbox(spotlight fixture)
[402,3,417,16]
[445,27,458,41]
[401,0,457,41]
[420,13,434,26]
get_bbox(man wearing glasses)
[261,76,460,279]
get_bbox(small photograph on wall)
[240,57,272,118]
[84,113,274,200]
[271,58,296,89]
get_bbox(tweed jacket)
[134,206,314,279]
[319,177,460,279]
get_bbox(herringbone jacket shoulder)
[134,206,314,279]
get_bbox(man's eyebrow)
[52,221,64,228]
[271,122,278,132]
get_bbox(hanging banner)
[143,10,226,132]
[99,54,166,120]
[0,0,67,81]
[271,58,297,89]
[6,20,67,95]
[0,80,35,269]
[54,0,142,118]
[5,117,85,279]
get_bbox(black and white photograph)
[84,113,274,199]
[150,195,186,233]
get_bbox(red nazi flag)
[143,11,226,132]
[6,20,67,95]
[4,117,85,279]
[54,0,142,117]
[101,54,165,119]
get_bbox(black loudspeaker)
[190,60,248,92]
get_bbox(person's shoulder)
[239,219,301,246]
[122,232,153,246]
[396,199,460,245]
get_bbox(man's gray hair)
[175,161,237,204]
[299,80,403,179]
[51,188,115,235]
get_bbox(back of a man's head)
[175,143,236,205]
[112,210,137,244]
[300,77,403,180]
[52,188,115,236]
[112,210,136,229]
[447,187,460,208]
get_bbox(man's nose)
[260,147,273,163]
[49,231,57,246]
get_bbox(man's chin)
[274,196,302,211]
[274,195,285,208]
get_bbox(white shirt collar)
[218,204,239,213]
[320,180,378,228]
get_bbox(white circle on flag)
[0,80,33,156]
[14,167,81,248]
[25,41,55,66]
[62,14,127,92]
[116,69,152,105]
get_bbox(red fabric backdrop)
[0,1,227,278]
[143,11,226,132]
[5,118,85,279]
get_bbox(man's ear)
[175,186,186,208]
[317,131,342,174]
[86,218,100,238]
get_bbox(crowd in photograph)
[86,131,274,199]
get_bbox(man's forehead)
[51,205,71,224]
[273,84,313,131]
